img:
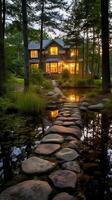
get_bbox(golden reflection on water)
[68,94,80,102]
[50,110,59,119]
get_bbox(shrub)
[16,91,45,115]
[61,69,70,80]
[30,68,44,85]
[75,78,94,87]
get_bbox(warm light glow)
[50,47,58,55]
[30,50,38,58]
[68,95,80,102]
[70,49,79,57]
[46,63,58,73]
[50,110,59,119]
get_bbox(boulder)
[41,134,64,144]
[53,192,75,200]
[49,170,77,189]
[0,180,52,200]
[22,156,56,174]
[35,143,61,155]
[55,148,79,161]
[47,125,82,139]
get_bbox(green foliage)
[75,78,94,87]
[16,91,45,115]
[30,68,53,90]
[61,69,70,80]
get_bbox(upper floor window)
[30,50,38,58]
[50,47,58,55]
[70,49,78,57]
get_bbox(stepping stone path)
[0,102,83,200]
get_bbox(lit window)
[76,63,79,74]
[46,63,51,73]
[50,63,58,73]
[30,50,38,58]
[69,63,75,74]
[70,49,78,57]
[50,47,58,55]
[31,63,39,68]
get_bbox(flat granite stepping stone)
[35,143,61,155]
[55,148,79,161]
[62,161,81,173]
[0,180,52,200]
[47,125,82,139]
[67,140,80,150]
[41,134,64,144]
[63,121,75,126]
[49,170,77,189]
[22,156,56,174]
[53,120,63,126]
[53,192,75,200]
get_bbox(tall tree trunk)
[92,26,95,77]
[21,0,29,91]
[101,0,111,93]
[40,0,44,70]
[0,0,5,96]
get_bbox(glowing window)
[76,63,79,74]
[30,50,38,58]
[70,49,78,57]
[50,47,58,55]
[46,63,51,73]
[50,63,58,73]
[69,63,75,74]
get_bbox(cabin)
[28,39,83,75]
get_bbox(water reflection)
[50,110,59,119]
[82,111,112,200]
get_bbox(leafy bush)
[61,69,70,80]
[30,68,45,85]
[16,91,45,115]
[75,78,94,87]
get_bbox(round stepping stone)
[0,180,52,200]
[55,148,79,161]
[62,161,81,173]
[53,121,63,125]
[63,121,75,126]
[47,125,82,139]
[49,170,77,189]
[35,143,61,155]
[41,134,64,144]
[53,192,75,200]
[22,156,56,174]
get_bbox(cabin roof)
[28,39,68,50]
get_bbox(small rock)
[88,103,104,111]
[22,156,56,174]
[53,121,63,126]
[62,161,80,173]
[55,148,79,161]
[53,192,75,200]
[47,91,55,96]
[49,170,77,189]
[41,134,64,144]
[35,143,61,155]
[0,180,52,200]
